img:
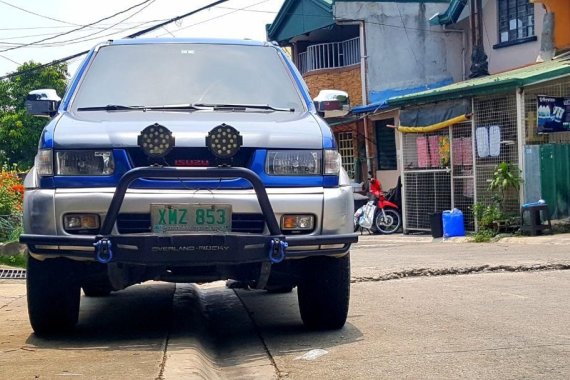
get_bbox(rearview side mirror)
[313,89,350,118]
[25,89,61,118]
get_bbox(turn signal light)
[281,215,315,231]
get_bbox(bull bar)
[20,166,358,266]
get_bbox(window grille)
[375,119,397,170]
[337,132,356,179]
[498,0,534,43]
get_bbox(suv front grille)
[116,213,266,234]
[126,147,255,168]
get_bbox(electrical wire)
[0,0,153,53]
[217,6,276,14]
[0,53,19,65]
[157,0,269,37]
[0,18,167,31]
[0,18,160,50]
[0,0,232,80]
[0,0,81,26]
[13,0,158,48]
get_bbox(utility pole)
[469,0,489,78]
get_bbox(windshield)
[71,43,305,112]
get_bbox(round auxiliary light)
[205,123,243,159]
[137,123,175,158]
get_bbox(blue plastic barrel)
[442,209,466,238]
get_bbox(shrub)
[0,164,23,215]
[0,165,23,241]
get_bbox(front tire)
[297,253,350,330]
[27,255,81,335]
[375,208,401,234]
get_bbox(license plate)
[150,204,232,233]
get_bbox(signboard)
[537,95,570,133]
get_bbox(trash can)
[430,212,443,238]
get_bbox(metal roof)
[389,58,570,107]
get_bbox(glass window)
[72,43,304,111]
[498,0,534,43]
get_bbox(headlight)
[266,150,321,176]
[55,150,115,176]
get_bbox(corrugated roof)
[388,58,570,107]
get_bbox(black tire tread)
[297,253,350,330]
[27,256,81,335]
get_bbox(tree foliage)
[0,62,68,169]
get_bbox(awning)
[396,114,471,133]
[389,57,570,107]
[351,78,454,114]
[395,99,471,133]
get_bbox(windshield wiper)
[192,103,295,112]
[77,104,145,111]
[77,104,207,112]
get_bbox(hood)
[53,110,324,149]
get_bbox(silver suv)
[21,39,356,335]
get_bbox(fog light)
[281,215,315,231]
[137,123,175,158]
[64,214,100,231]
[205,123,243,159]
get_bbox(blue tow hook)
[268,238,288,264]
[94,239,113,264]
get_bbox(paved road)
[1,238,569,379]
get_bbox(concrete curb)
[354,232,570,245]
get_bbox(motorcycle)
[354,177,402,234]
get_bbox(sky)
[0,0,286,78]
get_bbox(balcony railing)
[297,37,360,74]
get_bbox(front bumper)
[21,167,357,265]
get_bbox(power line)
[0,53,19,65]
[127,0,229,38]
[0,0,231,80]
[0,0,153,53]
[0,17,159,50]
[23,0,158,48]
[0,0,80,26]
[217,6,276,14]
[157,0,268,37]
[0,18,167,31]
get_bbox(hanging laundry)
[462,137,473,166]
[416,136,429,168]
[428,135,440,167]
[476,127,489,158]
[488,125,501,157]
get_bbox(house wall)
[456,1,546,75]
[334,1,465,104]
[302,64,363,106]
